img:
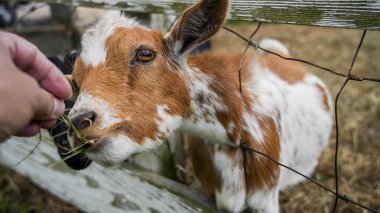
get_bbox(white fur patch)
[258,38,290,56]
[86,134,161,165]
[157,104,182,137]
[81,12,141,67]
[247,188,279,213]
[214,151,246,212]
[69,92,121,129]
[242,111,265,144]
[227,122,236,135]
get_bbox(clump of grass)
[15,112,95,168]
[49,114,95,168]
[59,115,96,146]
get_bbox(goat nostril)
[78,118,92,129]
[71,111,97,131]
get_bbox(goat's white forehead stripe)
[69,92,121,129]
[81,11,141,67]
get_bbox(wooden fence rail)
[28,0,380,30]
[0,135,213,212]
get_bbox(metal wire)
[237,22,261,94]
[332,30,367,213]
[223,26,380,83]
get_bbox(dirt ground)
[0,7,379,213]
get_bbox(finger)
[28,54,73,100]
[33,89,65,120]
[15,122,40,137]
[35,119,57,129]
[1,32,72,99]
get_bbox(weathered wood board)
[0,134,212,212]
[27,0,380,30]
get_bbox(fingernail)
[53,98,65,118]
[65,78,73,97]
[61,76,74,99]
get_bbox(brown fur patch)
[242,116,281,192]
[262,54,306,84]
[72,57,85,87]
[181,133,222,197]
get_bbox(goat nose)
[70,111,97,130]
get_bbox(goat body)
[177,49,333,212]
[56,0,333,212]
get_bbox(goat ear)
[164,0,230,56]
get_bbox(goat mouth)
[81,124,128,154]
[84,136,110,153]
[76,124,125,151]
[83,136,123,167]
[51,131,93,170]
[68,134,94,149]
[60,134,113,167]
[67,123,130,166]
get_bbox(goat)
[53,0,333,212]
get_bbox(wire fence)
[223,24,379,213]
[4,3,379,213]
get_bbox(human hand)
[0,31,72,142]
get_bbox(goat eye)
[135,49,155,63]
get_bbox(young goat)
[58,0,333,212]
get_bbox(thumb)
[33,89,65,120]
